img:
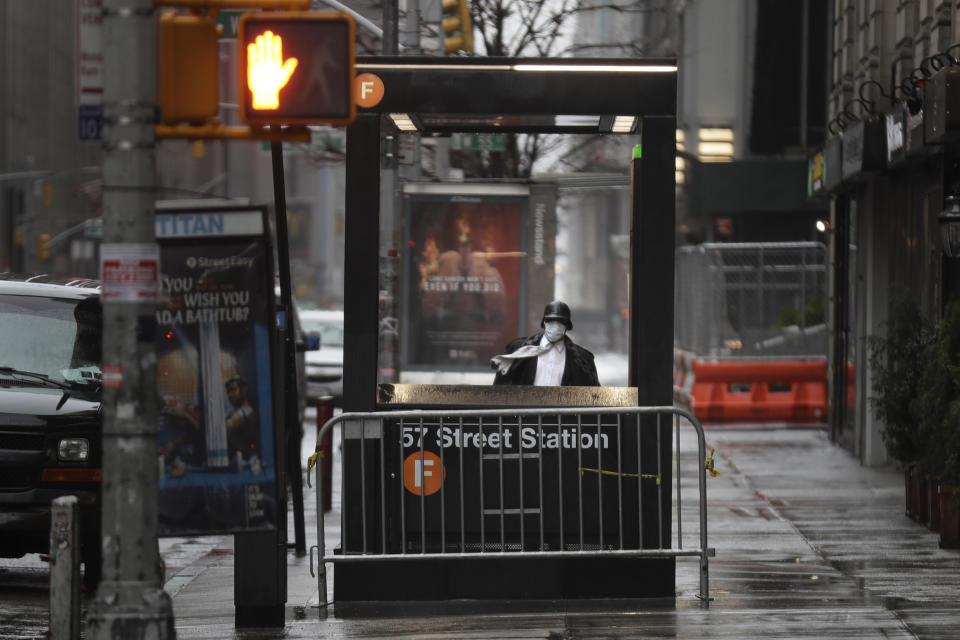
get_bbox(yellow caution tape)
[307,450,324,473]
[704,447,720,477]
[578,467,661,485]
[306,450,325,488]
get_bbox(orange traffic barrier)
[683,358,828,423]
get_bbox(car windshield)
[301,318,344,348]
[0,293,102,385]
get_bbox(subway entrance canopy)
[350,56,677,133]
[340,56,679,601]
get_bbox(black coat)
[492,332,600,386]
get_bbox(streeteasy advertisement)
[155,218,277,535]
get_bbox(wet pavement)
[165,425,960,639]
[3,424,959,638]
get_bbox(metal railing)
[309,405,713,603]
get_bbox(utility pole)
[87,0,175,637]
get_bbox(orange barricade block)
[689,359,828,423]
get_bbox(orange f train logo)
[403,451,446,496]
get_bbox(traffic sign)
[78,105,102,141]
[452,133,507,151]
[216,10,242,39]
[238,12,356,126]
[84,217,103,238]
[77,0,102,141]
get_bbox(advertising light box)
[154,206,278,535]
[402,184,529,372]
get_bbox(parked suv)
[0,274,103,589]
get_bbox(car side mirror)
[302,333,321,351]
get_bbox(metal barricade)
[309,405,713,603]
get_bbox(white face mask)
[544,321,566,343]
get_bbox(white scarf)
[491,340,557,375]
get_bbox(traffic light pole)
[234,137,295,629]
[87,0,175,638]
[271,138,307,557]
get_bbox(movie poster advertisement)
[404,190,527,370]
[154,211,276,535]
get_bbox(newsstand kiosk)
[337,56,677,601]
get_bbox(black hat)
[541,300,573,330]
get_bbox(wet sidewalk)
[167,427,960,639]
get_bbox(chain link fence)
[675,242,828,359]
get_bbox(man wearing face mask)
[491,301,600,386]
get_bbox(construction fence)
[674,243,830,422]
[675,242,828,358]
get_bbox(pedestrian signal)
[238,12,356,126]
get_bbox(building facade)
[814,0,960,464]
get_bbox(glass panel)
[379,133,636,388]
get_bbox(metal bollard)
[49,496,80,640]
[316,396,334,511]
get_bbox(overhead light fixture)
[816,219,830,233]
[389,113,419,131]
[698,133,735,161]
[611,115,636,133]
[357,63,677,74]
[358,63,513,71]
[513,63,677,73]
[676,129,686,143]
[698,127,734,142]
[675,170,685,185]
[555,115,600,127]
[698,141,734,155]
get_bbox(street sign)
[216,9,243,39]
[99,243,160,303]
[78,105,103,141]
[84,217,103,238]
[238,12,356,126]
[452,133,507,151]
[77,0,103,141]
